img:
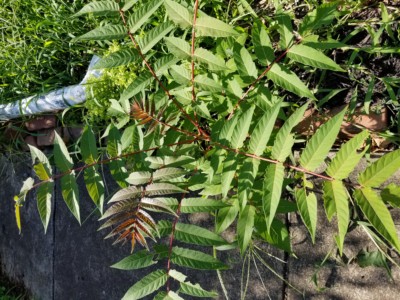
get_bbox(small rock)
[37,128,61,147]
[24,135,38,149]
[25,115,57,132]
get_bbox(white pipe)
[0,56,102,121]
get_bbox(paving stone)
[25,115,57,132]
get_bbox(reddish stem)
[214,141,333,181]
[191,0,200,113]
[118,10,205,137]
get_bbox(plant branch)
[29,138,199,191]
[228,38,302,120]
[118,9,206,137]
[213,141,334,181]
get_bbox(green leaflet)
[326,130,369,179]
[381,184,400,208]
[158,221,227,246]
[254,216,291,253]
[354,188,400,252]
[180,198,229,213]
[248,101,281,156]
[145,183,186,196]
[218,112,240,146]
[238,158,260,210]
[81,126,98,164]
[230,106,255,149]
[14,177,35,233]
[84,166,104,212]
[152,167,186,182]
[276,12,293,49]
[75,25,126,41]
[93,48,139,69]
[108,186,141,203]
[53,132,80,223]
[128,0,164,34]
[216,199,239,234]
[107,126,128,188]
[37,181,53,233]
[299,2,339,35]
[271,103,309,161]
[179,281,218,298]
[233,43,258,83]
[171,246,228,270]
[154,291,183,300]
[358,149,400,188]
[194,48,228,71]
[300,107,346,171]
[138,21,174,54]
[54,131,73,172]
[237,205,255,254]
[170,65,191,85]
[221,152,238,198]
[252,20,275,65]
[122,0,138,12]
[111,250,157,270]
[263,163,285,231]
[165,37,191,59]
[73,1,119,17]
[60,174,80,224]
[122,269,168,300]
[194,75,223,93]
[323,180,349,255]
[164,0,192,29]
[120,73,153,102]
[196,16,238,37]
[287,44,345,72]
[267,64,315,100]
[295,182,317,243]
[29,145,52,181]
[154,55,179,76]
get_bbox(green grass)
[0,0,97,104]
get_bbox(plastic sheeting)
[0,56,102,121]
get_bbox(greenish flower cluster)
[84,43,138,125]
